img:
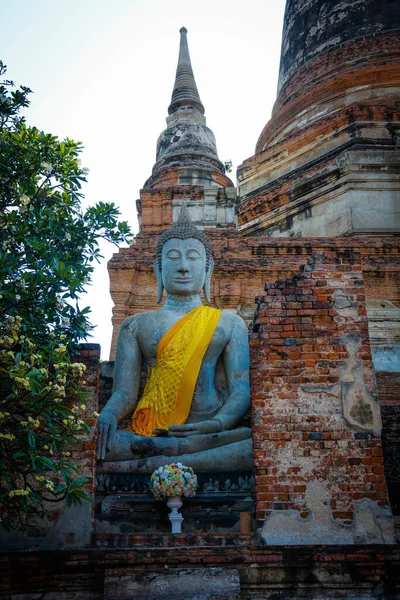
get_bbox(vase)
[166,495,183,533]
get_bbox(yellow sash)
[128,306,221,436]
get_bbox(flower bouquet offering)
[150,462,197,500]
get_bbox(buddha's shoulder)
[119,310,165,335]
[218,309,247,333]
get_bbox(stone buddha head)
[154,206,214,303]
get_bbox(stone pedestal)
[95,471,254,536]
[167,497,184,533]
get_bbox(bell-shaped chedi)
[137,27,236,232]
[145,27,232,192]
[238,0,400,237]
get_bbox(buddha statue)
[97,208,252,473]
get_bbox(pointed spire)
[151,27,225,178]
[168,27,205,116]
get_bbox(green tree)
[0,61,132,531]
[223,159,233,174]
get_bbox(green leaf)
[70,489,94,503]
[29,490,42,502]
[63,468,71,485]
[63,462,79,473]
[12,451,27,459]
[27,431,36,450]
[37,456,57,472]
[69,477,88,489]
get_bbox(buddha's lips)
[173,278,194,282]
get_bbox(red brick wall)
[73,344,100,530]
[256,32,400,151]
[378,371,400,515]
[1,542,399,598]
[238,97,400,230]
[249,250,390,524]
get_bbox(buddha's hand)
[97,411,118,460]
[153,420,222,438]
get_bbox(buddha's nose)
[178,256,189,273]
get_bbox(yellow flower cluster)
[62,415,85,431]
[29,352,40,365]
[53,362,68,369]
[0,433,16,441]
[9,488,31,498]
[14,376,30,389]
[52,384,66,397]
[70,362,86,375]
[0,313,93,509]
[20,194,31,206]
[28,416,39,426]
[9,316,22,324]
[20,416,40,428]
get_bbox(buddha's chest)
[137,312,229,366]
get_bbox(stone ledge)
[1,545,399,599]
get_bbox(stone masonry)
[250,250,395,544]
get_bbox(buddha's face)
[161,237,207,297]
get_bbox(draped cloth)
[128,306,221,437]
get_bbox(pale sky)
[1,0,286,358]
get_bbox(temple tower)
[108,28,237,359]
[137,26,236,232]
[237,0,400,528]
[238,0,400,238]
[237,0,400,419]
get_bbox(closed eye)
[166,251,181,261]
[187,252,201,261]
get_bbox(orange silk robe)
[129,306,221,436]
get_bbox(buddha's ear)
[203,257,214,303]
[154,260,164,304]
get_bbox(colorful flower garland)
[150,462,197,500]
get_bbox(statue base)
[95,471,254,535]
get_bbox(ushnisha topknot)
[156,203,213,269]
